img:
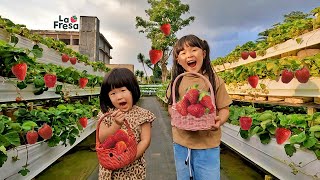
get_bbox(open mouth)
[119,102,127,107]
[187,60,197,67]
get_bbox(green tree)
[135,0,195,82]
[139,71,144,82]
[137,53,149,84]
[135,70,140,81]
[283,11,310,23]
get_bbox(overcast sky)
[0,0,319,75]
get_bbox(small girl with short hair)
[98,68,155,180]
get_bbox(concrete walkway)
[88,97,229,180]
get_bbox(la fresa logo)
[54,15,79,30]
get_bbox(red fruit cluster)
[160,23,171,36]
[281,67,310,84]
[38,123,53,140]
[26,130,38,144]
[239,116,252,130]
[175,86,215,118]
[12,63,27,81]
[248,75,259,88]
[101,129,130,154]
[70,57,77,65]
[115,141,127,155]
[62,54,77,65]
[275,127,291,144]
[61,54,70,62]
[44,74,57,88]
[79,117,88,128]
[79,77,88,88]
[241,51,256,60]
[149,49,163,65]
[295,67,310,83]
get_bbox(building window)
[60,39,70,45]
[73,39,79,45]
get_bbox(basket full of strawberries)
[171,72,217,131]
[96,112,137,170]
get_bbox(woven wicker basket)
[96,112,137,170]
[171,72,217,131]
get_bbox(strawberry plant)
[0,16,110,73]
[228,105,320,160]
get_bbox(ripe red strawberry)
[16,97,22,102]
[114,129,129,143]
[248,75,259,88]
[199,92,214,114]
[12,63,27,81]
[160,23,171,36]
[61,54,69,62]
[79,117,88,128]
[26,130,38,144]
[187,103,205,118]
[101,135,117,149]
[115,141,127,154]
[38,123,53,140]
[241,51,249,60]
[70,57,77,65]
[185,87,200,104]
[44,74,57,88]
[281,69,294,84]
[249,51,256,58]
[239,117,252,130]
[275,127,291,144]
[79,77,88,88]
[295,67,310,83]
[149,49,163,64]
[175,97,189,116]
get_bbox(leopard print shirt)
[98,105,156,180]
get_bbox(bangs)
[106,73,127,90]
[174,35,203,58]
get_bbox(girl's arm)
[99,110,125,143]
[98,120,122,143]
[211,106,230,130]
[168,105,172,117]
[135,122,151,160]
[217,106,230,125]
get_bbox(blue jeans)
[173,143,220,180]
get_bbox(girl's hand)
[111,109,125,126]
[210,116,221,131]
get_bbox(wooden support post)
[307,107,317,127]
[265,175,273,180]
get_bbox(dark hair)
[100,68,140,113]
[167,34,217,105]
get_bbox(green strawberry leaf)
[0,150,8,167]
[21,121,38,131]
[17,81,27,90]
[284,144,296,157]
[259,133,271,144]
[289,131,306,144]
[309,125,320,132]
[18,167,30,176]
[303,137,317,149]
[239,129,249,139]
[4,131,20,147]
